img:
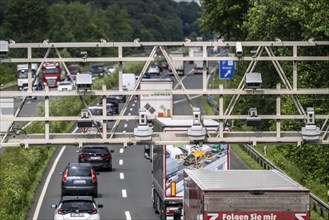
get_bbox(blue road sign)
[219,60,235,79]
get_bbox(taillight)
[166,209,175,215]
[63,169,68,183]
[79,154,88,159]
[102,154,111,159]
[91,209,97,215]
[57,209,64,215]
[91,169,97,183]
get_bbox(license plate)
[73,180,86,184]
[90,156,102,160]
[71,213,84,217]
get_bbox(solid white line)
[32,145,67,220]
[119,159,123,165]
[125,211,132,220]
[120,148,124,153]
[120,173,124,179]
[122,189,127,197]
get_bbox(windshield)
[68,67,80,74]
[68,166,91,176]
[89,108,102,115]
[61,201,94,212]
[17,70,36,79]
[42,67,59,74]
[82,147,108,154]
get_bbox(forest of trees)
[0,0,328,203]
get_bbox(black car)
[61,163,98,197]
[106,95,126,104]
[90,64,106,78]
[88,105,114,116]
[51,196,103,219]
[78,146,114,171]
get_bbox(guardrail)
[240,144,329,219]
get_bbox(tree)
[1,0,48,42]
[199,0,249,40]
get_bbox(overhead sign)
[219,60,236,79]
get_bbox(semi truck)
[17,63,40,91]
[168,51,185,76]
[193,50,208,74]
[144,118,230,220]
[183,169,310,220]
[41,62,65,87]
[140,78,173,119]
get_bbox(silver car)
[51,196,103,220]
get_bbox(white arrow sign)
[224,70,231,77]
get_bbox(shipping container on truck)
[17,63,40,91]
[183,169,310,220]
[140,78,173,120]
[168,51,185,76]
[144,118,230,220]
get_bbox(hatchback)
[51,196,103,220]
[61,163,98,197]
[78,146,114,171]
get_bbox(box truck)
[183,169,310,220]
[168,51,185,76]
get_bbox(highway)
[25,65,249,220]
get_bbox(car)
[61,163,98,197]
[68,65,81,80]
[98,99,119,114]
[143,72,151,79]
[88,105,114,116]
[51,196,103,220]
[78,146,114,171]
[161,62,168,70]
[90,64,106,78]
[106,95,126,104]
[104,65,116,74]
[148,65,160,75]
[57,81,73,91]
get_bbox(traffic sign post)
[219,60,235,79]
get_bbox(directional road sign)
[219,60,236,79]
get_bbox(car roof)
[60,195,94,202]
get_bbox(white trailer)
[193,50,208,74]
[168,51,184,75]
[140,78,173,119]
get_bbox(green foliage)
[0,146,56,220]
[0,63,16,85]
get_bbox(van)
[122,73,136,91]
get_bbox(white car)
[57,81,73,91]
[148,65,160,75]
[51,196,103,220]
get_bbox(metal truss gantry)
[0,40,328,147]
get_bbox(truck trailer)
[183,169,310,220]
[168,51,185,76]
[144,118,230,220]
[140,78,173,119]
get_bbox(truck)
[168,51,185,76]
[193,50,208,74]
[183,169,310,220]
[41,62,65,87]
[144,118,230,220]
[122,73,136,91]
[17,63,41,91]
[140,78,173,119]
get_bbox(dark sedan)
[78,146,114,171]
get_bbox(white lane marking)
[122,189,127,197]
[132,104,135,107]
[119,159,123,165]
[33,146,67,220]
[174,94,202,104]
[120,173,124,179]
[123,130,126,133]
[129,108,133,111]
[124,124,127,128]
[125,211,132,220]
[120,148,124,153]
[128,113,131,116]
